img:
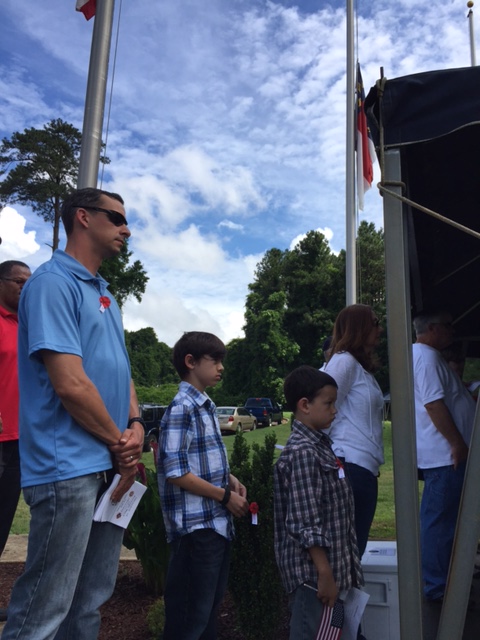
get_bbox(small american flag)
[315,599,344,640]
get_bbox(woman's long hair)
[329,304,379,372]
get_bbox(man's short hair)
[413,309,452,336]
[172,331,227,379]
[284,365,337,413]
[61,187,124,236]
[0,260,30,279]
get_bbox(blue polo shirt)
[18,250,131,487]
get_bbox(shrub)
[146,598,165,637]
[136,383,178,405]
[123,454,170,595]
[229,431,284,640]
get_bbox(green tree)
[136,384,179,405]
[0,119,87,250]
[357,221,385,309]
[356,221,388,390]
[100,242,148,310]
[222,291,300,402]
[244,291,299,400]
[246,248,286,314]
[229,431,284,640]
[283,231,345,366]
[220,338,255,403]
[0,118,148,309]
[125,327,177,387]
[223,224,388,398]
[224,231,344,399]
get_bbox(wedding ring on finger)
[129,455,134,462]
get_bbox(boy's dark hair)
[173,331,227,378]
[284,365,337,413]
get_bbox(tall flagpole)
[77,0,116,189]
[345,0,356,304]
[468,1,477,66]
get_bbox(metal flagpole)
[345,0,356,304]
[77,0,116,189]
[468,1,477,66]
[383,150,425,639]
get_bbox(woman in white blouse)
[324,304,384,556]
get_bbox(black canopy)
[365,66,480,354]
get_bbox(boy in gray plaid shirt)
[274,365,363,640]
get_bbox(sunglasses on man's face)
[80,206,129,227]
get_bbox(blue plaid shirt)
[274,419,363,593]
[157,382,233,542]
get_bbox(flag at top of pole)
[356,62,375,211]
[76,0,96,20]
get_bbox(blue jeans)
[289,585,362,640]
[2,473,124,640]
[289,584,324,640]
[341,461,378,557]
[420,463,466,600]
[0,440,21,556]
[162,529,231,640]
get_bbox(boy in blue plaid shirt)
[274,365,363,640]
[158,331,249,640]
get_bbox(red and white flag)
[76,0,96,20]
[356,62,375,211]
[315,599,344,640]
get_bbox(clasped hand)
[108,427,143,502]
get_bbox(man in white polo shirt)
[412,310,475,603]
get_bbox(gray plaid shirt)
[274,419,363,593]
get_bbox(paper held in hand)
[93,473,147,529]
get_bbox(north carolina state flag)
[356,62,375,211]
[76,0,96,20]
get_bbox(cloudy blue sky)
[0,0,474,346]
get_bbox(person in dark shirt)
[274,365,363,640]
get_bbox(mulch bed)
[0,561,289,640]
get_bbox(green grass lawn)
[11,420,398,540]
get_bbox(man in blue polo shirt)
[3,188,144,640]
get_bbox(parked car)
[140,403,167,452]
[216,406,257,434]
[244,398,283,427]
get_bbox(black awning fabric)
[365,67,480,354]
[365,66,480,148]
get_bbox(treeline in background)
[130,222,389,407]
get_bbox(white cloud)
[163,145,266,215]
[110,171,192,230]
[122,250,258,346]
[0,207,40,260]
[290,226,334,251]
[123,289,226,347]
[218,220,244,232]
[1,0,474,343]
[133,224,226,273]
